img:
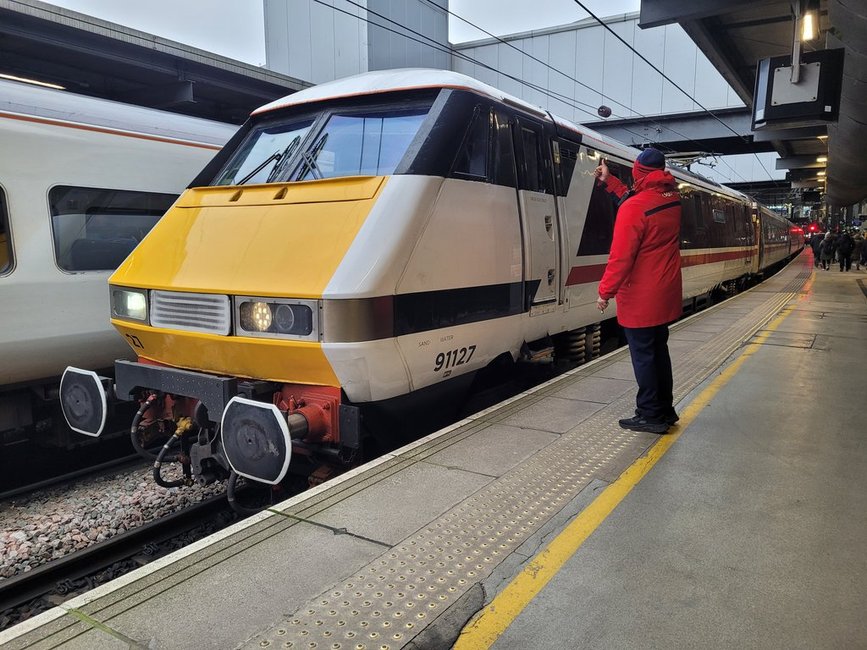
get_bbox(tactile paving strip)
[247,258,810,650]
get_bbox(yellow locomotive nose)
[108,176,387,386]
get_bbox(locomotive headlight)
[235,297,316,339]
[246,301,272,331]
[110,287,148,322]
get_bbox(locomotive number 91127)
[434,345,476,372]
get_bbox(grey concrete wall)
[452,13,745,125]
[264,0,369,84]
[264,0,447,84]
[367,0,449,71]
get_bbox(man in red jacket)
[594,147,682,434]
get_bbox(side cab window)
[576,156,631,256]
[0,188,11,275]
[491,111,516,187]
[451,105,491,181]
[516,120,555,194]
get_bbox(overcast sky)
[46,0,641,66]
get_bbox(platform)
[3,250,865,649]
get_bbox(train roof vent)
[150,290,231,336]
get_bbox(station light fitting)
[801,11,817,41]
[817,134,828,141]
[0,72,65,90]
[816,156,828,162]
[817,171,826,176]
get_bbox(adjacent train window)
[0,188,11,275]
[49,186,177,272]
[294,108,430,181]
[214,118,315,186]
[452,106,490,180]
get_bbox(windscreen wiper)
[295,133,329,180]
[236,136,301,186]
[266,136,302,183]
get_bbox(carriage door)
[515,120,559,307]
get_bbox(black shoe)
[664,412,680,426]
[618,415,669,434]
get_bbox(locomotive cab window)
[491,111,516,187]
[213,99,432,186]
[451,106,490,180]
[214,118,315,186]
[49,186,177,272]
[293,108,429,181]
[0,188,11,275]
[517,124,555,194]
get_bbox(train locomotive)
[58,69,803,497]
[0,79,234,449]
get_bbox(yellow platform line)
[453,293,803,649]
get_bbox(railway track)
[0,454,144,503]
[0,495,236,629]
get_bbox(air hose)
[152,433,186,488]
[129,393,175,462]
[226,471,266,516]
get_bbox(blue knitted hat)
[636,147,665,169]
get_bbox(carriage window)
[214,118,314,186]
[679,190,708,249]
[294,108,429,181]
[0,189,11,275]
[492,111,516,187]
[452,107,489,179]
[49,186,176,272]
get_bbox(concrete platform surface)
[485,260,867,649]
[5,252,862,650]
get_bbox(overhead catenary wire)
[569,0,776,183]
[311,0,688,155]
[419,0,756,184]
[310,0,754,184]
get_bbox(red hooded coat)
[597,169,683,328]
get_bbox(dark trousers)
[623,324,674,420]
[839,253,852,271]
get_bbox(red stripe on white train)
[564,248,756,286]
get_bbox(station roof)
[639,0,866,206]
[0,0,311,124]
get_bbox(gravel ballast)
[0,465,225,580]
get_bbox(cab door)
[515,119,559,307]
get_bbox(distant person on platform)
[595,148,682,434]
[836,230,854,271]
[810,231,824,268]
[819,231,836,271]
[854,232,865,271]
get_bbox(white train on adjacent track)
[0,79,235,447]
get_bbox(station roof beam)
[584,107,769,156]
[0,0,311,124]
[639,0,867,206]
